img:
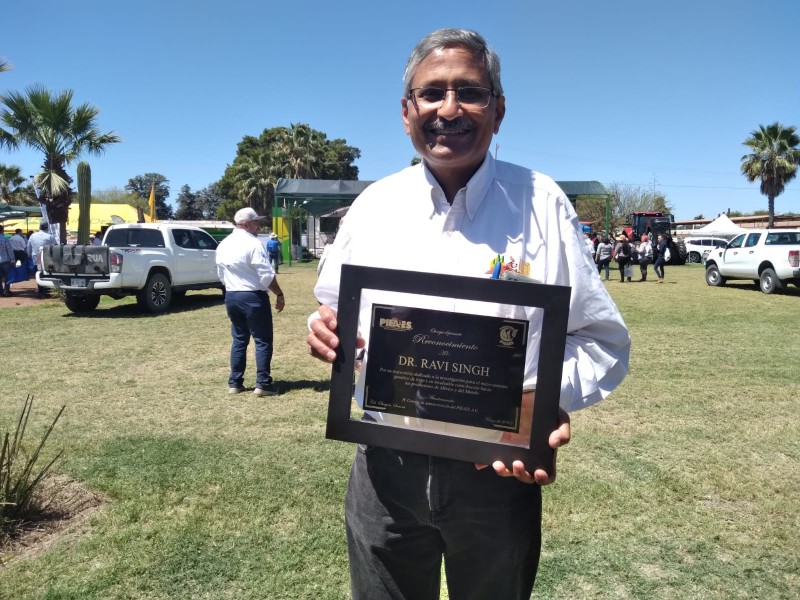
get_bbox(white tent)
[688,214,746,237]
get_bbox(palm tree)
[272,123,325,179]
[0,163,25,201]
[740,122,800,228]
[233,153,275,218]
[0,85,120,240]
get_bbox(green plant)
[0,395,65,534]
[76,161,91,245]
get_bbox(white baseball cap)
[234,207,267,224]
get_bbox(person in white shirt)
[10,229,28,264]
[27,222,56,298]
[307,29,630,599]
[216,208,285,396]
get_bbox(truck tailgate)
[42,245,111,275]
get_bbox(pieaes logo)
[380,317,412,331]
[498,325,518,347]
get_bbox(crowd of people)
[587,231,669,283]
[0,223,55,297]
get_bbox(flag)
[148,182,156,222]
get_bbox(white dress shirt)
[313,153,630,438]
[27,231,55,260]
[9,234,27,253]
[215,227,275,291]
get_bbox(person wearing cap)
[265,232,282,273]
[216,207,285,396]
[307,28,630,599]
[613,234,632,282]
[27,222,56,298]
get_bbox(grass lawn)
[0,261,798,599]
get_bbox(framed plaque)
[326,265,571,474]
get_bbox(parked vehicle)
[704,229,800,294]
[681,236,729,263]
[37,223,224,313]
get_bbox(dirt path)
[0,279,55,309]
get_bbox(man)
[92,231,104,246]
[10,229,28,264]
[307,29,630,599]
[216,207,285,396]
[27,222,55,298]
[0,225,15,296]
[266,232,282,273]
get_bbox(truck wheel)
[688,251,701,264]
[138,273,172,313]
[759,268,783,294]
[64,293,101,313]
[705,265,726,287]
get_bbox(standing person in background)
[266,232,282,273]
[613,234,631,283]
[595,236,613,281]
[0,225,15,296]
[216,208,286,397]
[637,234,653,281]
[27,222,55,298]
[653,233,667,283]
[307,28,630,599]
[10,229,28,264]
[92,231,104,246]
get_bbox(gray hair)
[402,29,503,96]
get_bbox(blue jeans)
[268,253,279,273]
[345,445,542,600]
[224,290,273,389]
[653,258,665,279]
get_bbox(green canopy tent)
[273,178,375,264]
[0,202,44,229]
[556,181,611,235]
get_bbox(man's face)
[401,46,505,185]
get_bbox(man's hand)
[274,294,285,312]
[478,404,571,486]
[307,305,365,363]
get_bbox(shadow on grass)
[714,282,800,296]
[59,293,225,319]
[280,379,331,394]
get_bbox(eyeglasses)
[408,86,496,109]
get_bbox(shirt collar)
[421,152,495,221]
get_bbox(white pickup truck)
[37,222,224,313]
[704,229,800,294]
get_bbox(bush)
[0,395,65,538]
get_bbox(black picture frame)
[326,265,571,474]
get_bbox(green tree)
[233,153,275,218]
[740,122,800,228]
[221,123,361,214]
[125,173,173,220]
[0,85,120,241]
[174,184,203,220]
[195,182,222,219]
[0,163,25,201]
[93,187,144,208]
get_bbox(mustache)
[427,118,474,133]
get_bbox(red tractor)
[623,212,686,265]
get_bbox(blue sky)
[3,0,798,221]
